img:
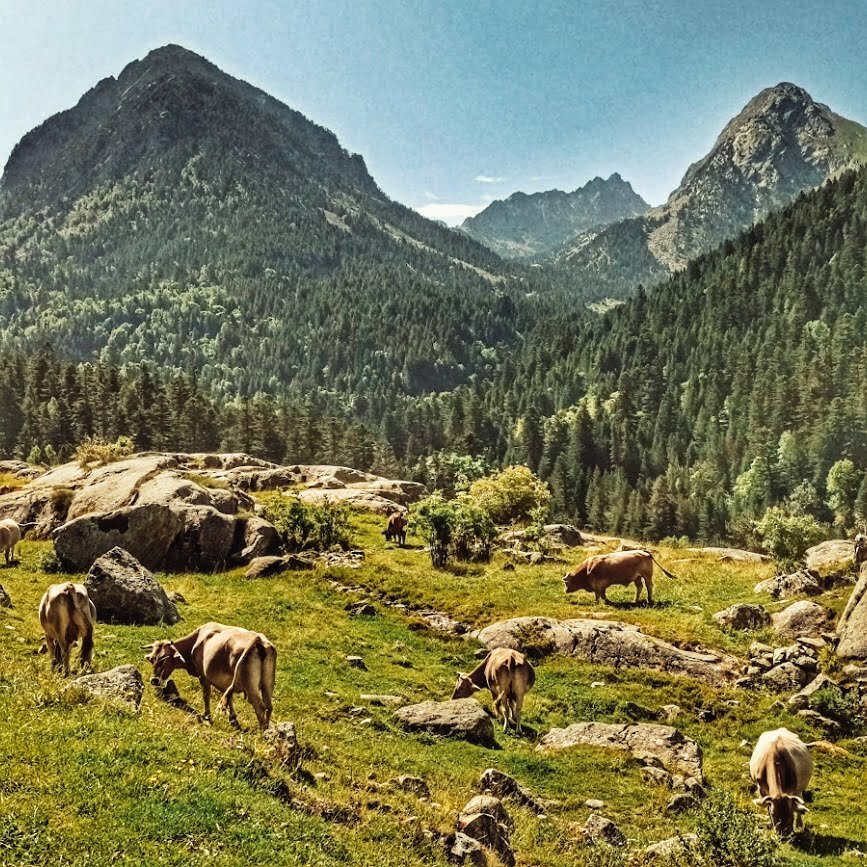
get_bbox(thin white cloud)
[415,202,486,225]
[474,174,506,184]
[422,190,440,200]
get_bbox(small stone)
[391,775,430,798]
[666,793,699,813]
[641,766,673,787]
[658,704,683,723]
[581,814,626,847]
[345,655,367,670]
[585,799,605,810]
[167,590,186,605]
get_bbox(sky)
[2,0,866,224]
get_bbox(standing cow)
[750,728,813,837]
[563,549,677,605]
[0,518,28,566]
[144,622,276,731]
[383,511,408,546]
[452,647,535,733]
[39,582,96,676]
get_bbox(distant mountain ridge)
[559,82,867,300]
[460,173,649,259]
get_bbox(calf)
[563,549,677,605]
[749,728,813,837]
[452,647,535,733]
[144,622,276,730]
[383,511,408,546]
[38,582,96,676]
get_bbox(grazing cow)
[452,647,535,733]
[0,518,24,565]
[383,511,408,546]
[143,622,276,730]
[750,728,813,837]
[562,549,677,605]
[855,533,867,568]
[38,582,96,676]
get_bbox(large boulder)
[237,516,279,560]
[755,568,852,598]
[475,617,738,685]
[806,539,855,575]
[537,721,704,781]
[394,699,495,747]
[772,600,835,640]
[84,547,179,625]
[687,546,769,563]
[713,603,770,631]
[66,665,144,710]
[837,572,867,659]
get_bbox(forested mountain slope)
[559,83,867,301]
[0,44,531,398]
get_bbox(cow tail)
[221,638,261,706]
[649,553,678,580]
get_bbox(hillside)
[460,173,649,260]
[560,83,867,300]
[0,44,530,399]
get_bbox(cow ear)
[172,648,187,664]
[754,796,773,806]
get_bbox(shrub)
[754,507,829,566]
[49,486,74,513]
[75,435,135,468]
[261,492,352,552]
[413,492,455,568]
[38,548,64,574]
[809,685,862,728]
[451,495,496,562]
[467,465,550,525]
[26,445,44,466]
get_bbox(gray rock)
[447,832,487,866]
[360,694,403,706]
[581,814,626,847]
[345,655,367,670]
[67,664,144,709]
[245,554,315,578]
[658,704,683,723]
[641,766,674,787]
[479,768,547,815]
[394,699,496,747]
[796,709,840,733]
[167,591,186,605]
[263,722,302,769]
[762,662,812,693]
[713,603,770,631]
[643,834,699,861]
[476,617,738,685]
[806,539,855,574]
[666,792,699,813]
[689,546,768,562]
[837,573,867,659]
[85,547,179,625]
[391,775,430,798]
[457,795,514,867]
[772,600,835,640]
[0,584,12,608]
[789,674,838,709]
[542,524,583,547]
[537,721,703,780]
[755,569,823,598]
[238,516,279,560]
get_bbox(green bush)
[754,507,829,566]
[451,495,496,562]
[809,685,862,728]
[413,492,455,568]
[467,465,550,525]
[261,492,352,552]
[74,435,135,468]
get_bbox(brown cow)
[383,511,408,546]
[144,622,276,730]
[38,582,96,676]
[750,728,813,837]
[452,647,535,733]
[563,549,677,605]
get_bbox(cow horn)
[140,643,155,650]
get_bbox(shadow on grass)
[793,828,865,856]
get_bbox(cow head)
[142,640,188,685]
[855,532,867,566]
[451,672,481,700]
[563,562,590,594]
[755,794,808,838]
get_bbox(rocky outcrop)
[394,699,496,747]
[772,600,835,640]
[713,603,770,631]
[741,638,823,692]
[537,721,704,781]
[753,568,852,599]
[806,539,856,574]
[84,547,179,625]
[475,617,738,684]
[837,572,867,659]
[66,665,144,709]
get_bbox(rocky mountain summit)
[560,82,867,299]
[461,173,648,259]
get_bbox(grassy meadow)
[0,517,866,866]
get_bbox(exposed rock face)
[244,554,315,578]
[537,721,704,781]
[237,516,279,560]
[755,569,826,598]
[837,572,867,659]
[806,539,856,575]
[713,603,770,631]
[461,173,649,260]
[475,617,738,684]
[394,699,496,747]
[772,600,835,639]
[66,665,144,709]
[559,83,867,300]
[84,547,179,624]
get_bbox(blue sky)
[2,0,866,223]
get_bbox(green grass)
[0,527,865,866]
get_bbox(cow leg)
[513,692,525,734]
[200,678,213,723]
[634,579,643,604]
[60,642,72,677]
[46,637,59,671]
[224,693,240,728]
[79,629,94,673]
[645,575,654,606]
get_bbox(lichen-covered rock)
[66,665,144,709]
[85,547,179,625]
[755,570,823,598]
[772,600,835,640]
[536,721,703,781]
[394,699,496,747]
[642,834,698,862]
[806,539,856,575]
[713,603,770,631]
[476,617,737,685]
[238,516,279,560]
